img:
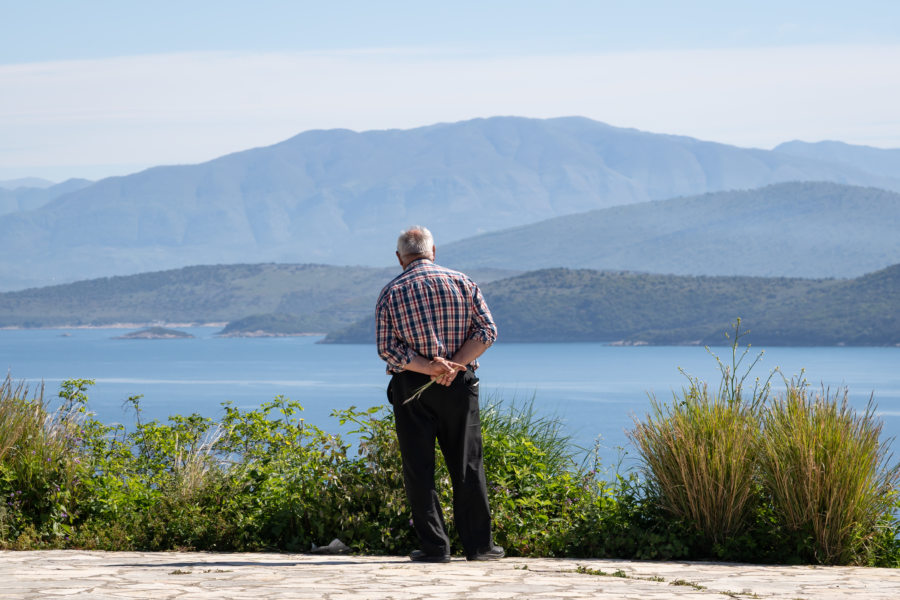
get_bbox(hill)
[4,259,897,346]
[439,182,900,278]
[3,116,899,290]
[0,263,515,330]
[322,264,900,346]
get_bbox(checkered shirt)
[376,259,497,374]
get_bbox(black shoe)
[467,545,505,561]
[410,549,451,563]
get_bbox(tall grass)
[0,376,86,540]
[628,322,771,547]
[629,320,900,564]
[480,396,574,475]
[629,381,762,546]
[759,383,900,564]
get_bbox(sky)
[2,1,899,182]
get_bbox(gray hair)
[397,225,434,258]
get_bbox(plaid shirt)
[376,258,497,374]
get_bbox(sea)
[2,327,898,472]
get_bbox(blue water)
[2,327,898,471]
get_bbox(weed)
[670,578,706,590]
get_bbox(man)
[375,225,504,563]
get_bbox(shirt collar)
[403,257,433,270]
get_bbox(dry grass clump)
[630,321,900,564]
[759,384,900,564]
[630,322,771,545]
[630,381,762,546]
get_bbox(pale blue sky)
[2,1,899,180]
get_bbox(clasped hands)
[428,356,466,386]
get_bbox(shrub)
[628,322,771,548]
[2,362,898,565]
[759,383,900,564]
[628,320,900,565]
[0,377,89,544]
[479,398,595,556]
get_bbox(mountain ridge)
[439,181,900,278]
[4,116,900,290]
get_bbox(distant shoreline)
[0,324,331,338]
[0,322,228,330]
[217,331,326,338]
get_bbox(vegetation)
[629,323,900,564]
[2,325,899,565]
[759,385,900,564]
[325,263,900,345]
[0,263,513,332]
[628,327,771,547]
[0,263,395,329]
[2,255,898,345]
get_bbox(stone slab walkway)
[2,550,899,599]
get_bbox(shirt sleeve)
[467,283,498,345]
[375,290,416,372]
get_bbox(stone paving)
[2,550,900,599]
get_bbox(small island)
[114,326,194,340]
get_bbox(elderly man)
[375,225,504,563]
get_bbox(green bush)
[628,322,771,548]
[628,321,900,565]
[0,377,89,544]
[759,383,900,564]
[1,355,899,566]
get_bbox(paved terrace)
[2,550,899,599]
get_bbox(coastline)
[0,322,228,330]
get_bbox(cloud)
[2,44,899,179]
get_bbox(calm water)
[2,327,898,470]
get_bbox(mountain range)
[0,178,92,217]
[0,177,58,190]
[4,116,900,291]
[774,140,900,179]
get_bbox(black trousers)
[389,368,494,557]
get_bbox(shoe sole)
[410,555,451,563]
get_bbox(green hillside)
[323,264,900,346]
[0,263,514,330]
[3,260,897,346]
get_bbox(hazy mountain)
[0,177,56,189]
[0,178,92,217]
[439,182,900,278]
[3,116,899,290]
[775,140,900,179]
